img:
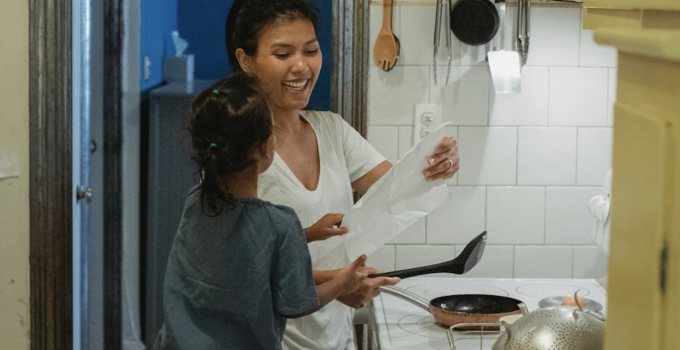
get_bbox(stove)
[369,278,607,350]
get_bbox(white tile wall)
[486,187,545,245]
[577,128,613,185]
[428,186,486,244]
[397,126,414,159]
[489,67,549,126]
[400,6,460,66]
[460,42,492,66]
[549,67,609,126]
[517,127,577,185]
[369,66,430,126]
[368,5,613,280]
[456,245,514,278]
[545,187,601,245]
[525,8,581,67]
[579,27,618,67]
[367,245,396,273]
[431,66,490,125]
[608,68,617,126]
[458,127,517,185]
[368,126,399,163]
[573,246,609,279]
[515,246,573,278]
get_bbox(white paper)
[341,122,453,261]
[0,152,20,179]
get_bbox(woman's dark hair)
[191,73,273,215]
[225,0,320,72]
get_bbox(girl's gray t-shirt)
[154,186,319,350]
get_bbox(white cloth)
[589,169,612,255]
[258,110,385,350]
[340,122,452,261]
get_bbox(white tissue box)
[163,54,194,83]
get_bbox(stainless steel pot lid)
[538,296,603,312]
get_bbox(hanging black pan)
[450,0,500,46]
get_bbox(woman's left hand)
[423,137,459,182]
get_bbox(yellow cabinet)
[586,0,680,11]
[590,25,680,350]
[583,1,680,31]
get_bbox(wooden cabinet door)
[586,0,680,11]
[604,102,671,350]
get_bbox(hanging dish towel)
[589,169,612,255]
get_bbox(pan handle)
[380,286,431,312]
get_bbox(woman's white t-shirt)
[258,110,385,350]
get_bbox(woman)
[225,1,460,349]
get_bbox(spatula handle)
[368,260,451,279]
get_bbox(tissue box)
[163,54,194,83]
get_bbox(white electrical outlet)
[413,104,442,146]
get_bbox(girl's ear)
[235,48,253,73]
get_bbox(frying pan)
[369,231,487,279]
[381,286,525,328]
[450,0,499,46]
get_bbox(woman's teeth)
[283,80,307,91]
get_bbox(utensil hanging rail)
[369,1,580,8]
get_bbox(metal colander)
[491,306,605,350]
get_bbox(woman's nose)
[290,54,310,73]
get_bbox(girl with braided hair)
[154,73,369,350]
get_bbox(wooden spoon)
[373,0,399,72]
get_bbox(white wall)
[366,5,614,280]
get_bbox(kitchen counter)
[369,278,607,350]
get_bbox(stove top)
[369,278,607,350]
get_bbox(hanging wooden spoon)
[373,0,399,72]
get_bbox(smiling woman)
[222,1,458,349]
[235,20,323,116]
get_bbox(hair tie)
[212,89,219,95]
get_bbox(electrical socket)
[413,104,442,146]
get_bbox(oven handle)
[380,286,431,312]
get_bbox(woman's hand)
[337,267,401,308]
[423,137,459,182]
[304,213,348,242]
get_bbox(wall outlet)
[413,104,442,146]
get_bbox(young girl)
[153,73,368,350]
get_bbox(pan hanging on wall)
[450,0,500,46]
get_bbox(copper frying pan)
[381,286,525,328]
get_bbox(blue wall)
[175,0,332,110]
[140,0,178,91]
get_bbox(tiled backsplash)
[366,5,613,281]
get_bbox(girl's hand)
[337,266,401,308]
[336,255,370,295]
[423,137,459,182]
[304,213,348,242]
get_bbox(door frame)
[28,0,124,348]
[331,0,370,137]
[29,0,73,348]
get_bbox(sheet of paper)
[340,122,453,262]
[0,152,20,179]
